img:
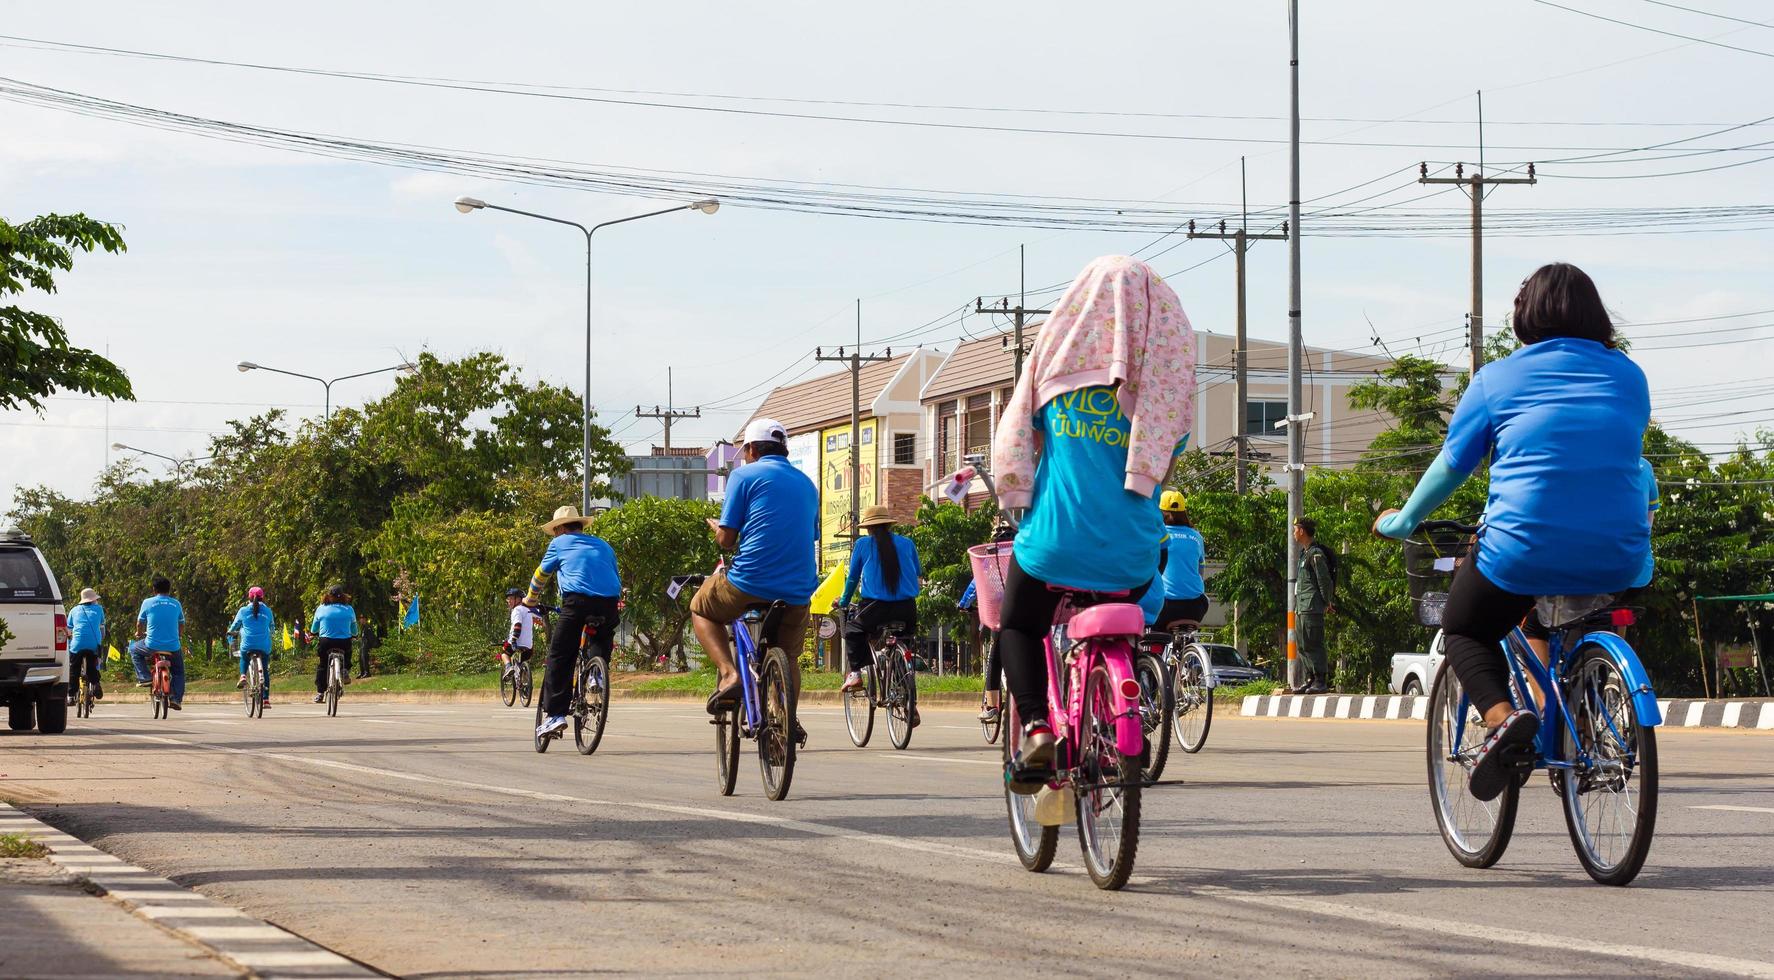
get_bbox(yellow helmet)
[1159,490,1187,514]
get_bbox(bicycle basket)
[1404,529,1472,628]
[967,541,1014,630]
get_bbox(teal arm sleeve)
[1376,453,1470,540]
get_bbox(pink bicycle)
[957,456,1148,890]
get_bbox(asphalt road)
[2,696,1771,978]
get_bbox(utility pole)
[1418,160,1536,374]
[1188,160,1288,494]
[1284,0,1307,692]
[815,300,892,551]
[975,246,1051,381]
[635,367,700,452]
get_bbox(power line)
[1528,0,1774,59]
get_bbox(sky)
[4,0,1773,516]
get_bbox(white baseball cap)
[743,417,788,445]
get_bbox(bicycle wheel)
[843,666,875,748]
[886,654,914,751]
[575,656,609,756]
[518,661,534,708]
[1135,651,1172,782]
[500,666,517,707]
[1427,661,1518,868]
[246,658,262,718]
[757,647,796,801]
[1075,659,1142,890]
[75,677,88,719]
[326,659,341,717]
[533,699,552,754]
[1560,645,1658,886]
[979,690,1002,745]
[1172,648,1213,754]
[714,703,740,796]
[1002,694,1058,873]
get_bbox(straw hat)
[542,505,588,533]
[857,504,895,529]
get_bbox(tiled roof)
[920,323,1042,402]
[740,352,915,437]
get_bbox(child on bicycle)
[1374,262,1650,802]
[309,585,358,703]
[989,254,1196,788]
[501,587,537,668]
[229,586,276,706]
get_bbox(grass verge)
[0,834,47,859]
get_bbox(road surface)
[3,699,1771,977]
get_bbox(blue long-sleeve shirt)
[229,603,276,652]
[526,532,621,603]
[840,532,921,604]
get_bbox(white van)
[0,529,70,734]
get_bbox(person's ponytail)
[869,525,902,594]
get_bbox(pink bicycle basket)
[967,541,1014,630]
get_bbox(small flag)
[107,644,122,663]
[403,596,420,630]
[281,624,293,651]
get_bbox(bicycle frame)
[731,611,765,735]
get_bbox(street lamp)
[112,443,214,481]
[453,195,720,512]
[236,360,417,421]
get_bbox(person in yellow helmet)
[1156,491,1209,627]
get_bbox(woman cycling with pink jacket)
[990,254,1196,785]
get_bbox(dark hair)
[251,596,263,617]
[151,575,171,594]
[558,521,584,533]
[750,440,788,458]
[867,525,902,593]
[1512,262,1615,348]
[327,584,349,603]
[1294,516,1317,538]
[1165,510,1193,528]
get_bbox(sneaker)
[261,697,272,707]
[537,715,569,737]
[312,694,326,704]
[236,675,247,689]
[1005,720,1057,796]
[167,701,182,711]
[840,671,864,692]
[977,703,1000,723]
[92,686,102,701]
[587,672,602,691]
[1468,709,1540,802]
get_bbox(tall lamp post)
[453,195,720,513]
[236,361,417,421]
[112,444,214,482]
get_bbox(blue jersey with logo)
[230,603,276,652]
[137,594,184,652]
[1014,386,1180,592]
[1161,525,1207,600]
[1443,337,1650,596]
[721,454,819,603]
[68,602,104,652]
[310,603,358,640]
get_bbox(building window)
[964,393,992,457]
[1246,399,1288,436]
[937,401,958,477]
[893,432,916,466]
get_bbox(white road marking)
[1690,804,1774,815]
[887,752,1000,767]
[183,924,295,941]
[228,950,358,968]
[1198,886,1774,978]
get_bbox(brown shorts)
[690,570,810,657]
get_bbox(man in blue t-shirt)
[67,588,106,705]
[135,575,186,710]
[526,504,622,738]
[691,418,818,722]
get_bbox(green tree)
[1,214,133,410]
[1346,354,1453,463]
[591,496,721,669]
[903,495,996,640]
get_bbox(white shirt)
[509,604,535,649]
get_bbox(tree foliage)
[1,213,134,411]
[903,495,996,638]
[589,497,721,668]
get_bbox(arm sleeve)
[839,539,866,605]
[227,610,242,633]
[1376,453,1472,539]
[526,540,558,605]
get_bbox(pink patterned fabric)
[990,255,1196,508]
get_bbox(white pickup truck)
[1389,629,1445,697]
[0,529,70,734]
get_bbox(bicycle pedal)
[1033,786,1076,826]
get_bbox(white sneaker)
[536,715,568,737]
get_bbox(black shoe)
[93,686,102,701]
[1469,709,1540,802]
[793,718,809,749]
[705,682,742,715]
[167,701,182,711]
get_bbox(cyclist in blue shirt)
[135,575,186,710]
[1156,491,1210,627]
[66,588,105,705]
[690,418,818,736]
[526,505,622,738]
[837,504,923,698]
[229,586,276,706]
[308,585,358,703]
[1376,262,1650,802]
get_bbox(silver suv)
[0,528,70,734]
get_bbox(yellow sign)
[819,419,877,570]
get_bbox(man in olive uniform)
[1292,516,1335,693]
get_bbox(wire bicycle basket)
[1403,528,1475,627]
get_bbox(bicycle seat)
[870,622,908,641]
[1067,603,1144,640]
[1165,619,1201,630]
[1140,631,1173,647]
[741,601,788,646]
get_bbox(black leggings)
[1440,558,1550,715]
[544,592,620,717]
[983,631,1000,692]
[841,598,918,673]
[997,554,1147,725]
[1157,596,1209,629]
[314,638,352,693]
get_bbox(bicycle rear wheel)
[715,704,740,796]
[246,658,263,718]
[326,659,341,717]
[518,661,534,708]
[575,656,609,756]
[1560,646,1658,886]
[1427,662,1518,868]
[886,654,914,751]
[1172,648,1213,753]
[533,700,552,753]
[76,678,89,719]
[757,647,796,801]
[1076,660,1141,890]
[500,666,517,706]
[844,666,875,747]
[1135,651,1172,782]
[1002,694,1058,873]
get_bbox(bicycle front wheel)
[844,666,875,747]
[575,656,609,756]
[715,703,740,796]
[1002,694,1057,873]
[1427,662,1518,868]
[886,656,915,751]
[1135,652,1172,782]
[757,647,796,801]
[533,700,552,754]
[1561,645,1659,886]
[1172,649,1213,753]
[500,666,517,707]
[1075,659,1141,890]
[518,661,534,708]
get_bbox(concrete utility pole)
[1188,160,1288,494]
[1419,160,1536,374]
[975,245,1050,381]
[815,300,892,547]
[1284,0,1306,691]
[635,367,701,452]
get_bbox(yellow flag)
[808,565,847,616]
[107,645,122,662]
[281,623,293,651]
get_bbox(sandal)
[1468,709,1540,802]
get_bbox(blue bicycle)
[1409,521,1660,886]
[672,563,797,801]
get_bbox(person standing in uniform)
[1292,516,1335,693]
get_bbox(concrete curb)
[1239,694,1774,729]
[0,803,380,978]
